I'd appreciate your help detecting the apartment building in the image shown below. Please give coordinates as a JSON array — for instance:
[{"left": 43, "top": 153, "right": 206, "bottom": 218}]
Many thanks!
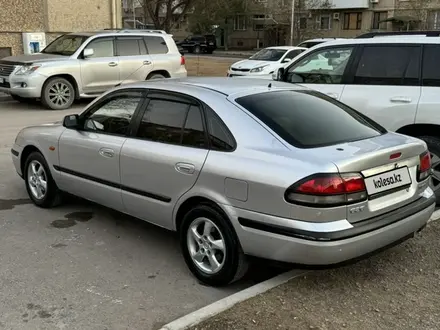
[{"left": 0, "top": 0, "right": 122, "bottom": 57}]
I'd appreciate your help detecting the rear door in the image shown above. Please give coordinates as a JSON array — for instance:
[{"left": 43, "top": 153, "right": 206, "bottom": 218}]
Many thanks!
[
  {"left": 115, "top": 36, "right": 153, "bottom": 84},
  {"left": 339, "top": 44, "right": 422, "bottom": 132},
  {"left": 120, "top": 91, "right": 209, "bottom": 229},
  {"left": 284, "top": 45, "right": 356, "bottom": 100}
]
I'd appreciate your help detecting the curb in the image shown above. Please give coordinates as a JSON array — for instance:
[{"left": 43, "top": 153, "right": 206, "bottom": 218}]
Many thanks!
[
  {"left": 0, "top": 93, "right": 11, "bottom": 102},
  {"left": 158, "top": 269, "right": 309, "bottom": 330}
]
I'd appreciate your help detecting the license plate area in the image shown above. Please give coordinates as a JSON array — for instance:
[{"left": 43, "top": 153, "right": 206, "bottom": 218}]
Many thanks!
[{"left": 364, "top": 166, "right": 412, "bottom": 197}]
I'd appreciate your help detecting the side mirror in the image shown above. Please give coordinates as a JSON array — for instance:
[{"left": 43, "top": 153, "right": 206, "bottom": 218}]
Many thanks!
[
  {"left": 83, "top": 48, "right": 94, "bottom": 58},
  {"left": 63, "top": 114, "right": 79, "bottom": 128},
  {"left": 282, "top": 58, "right": 291, "bottom": 64}
]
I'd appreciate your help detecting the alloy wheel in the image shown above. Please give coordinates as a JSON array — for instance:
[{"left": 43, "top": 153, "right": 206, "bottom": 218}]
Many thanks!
[
  {"left": 27, "top": 160, "right": 48, "bottom": 200},
  {"left": 187, "top": 217, "right": 226, "bottom": 274},
  {"left": 48, "top": 82, "right": 71, "bottom": 107}
]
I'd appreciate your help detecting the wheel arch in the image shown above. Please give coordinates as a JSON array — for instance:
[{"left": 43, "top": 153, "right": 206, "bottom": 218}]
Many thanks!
[
  {"left": 43, "top": 74, "right": 80, "bottom": 99},
  {"left": 20, "top": 145, "right": 43, "bottom": 175},
  {"left": 146, "top": 70, "right": 171, "bottom": 79}
]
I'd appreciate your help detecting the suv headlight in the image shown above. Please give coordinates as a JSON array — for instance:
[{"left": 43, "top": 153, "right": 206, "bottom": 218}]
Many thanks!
[
  {"left": 250, "top": 65, "right": 269, "bottom": 73},
  {"left": 15, "top": 65, "right": 41, "bottom": 75}
]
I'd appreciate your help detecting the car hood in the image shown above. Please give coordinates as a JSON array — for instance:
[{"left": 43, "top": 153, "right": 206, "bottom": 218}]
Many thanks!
[
  {"left": 0, "top": 53, "right": 69, "bottom": 64},
  {"left": 231, "top": 59, "right": 278, "bottom": 70}
]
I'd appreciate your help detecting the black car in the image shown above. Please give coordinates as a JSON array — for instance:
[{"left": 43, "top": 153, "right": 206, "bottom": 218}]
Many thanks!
[{"left": 176, "top": 35, "right": 217, "bottom": 54}]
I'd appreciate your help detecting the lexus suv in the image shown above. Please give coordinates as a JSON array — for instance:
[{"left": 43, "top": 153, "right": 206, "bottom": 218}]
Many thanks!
[
  {"left": 272, "top": 30, "right": 440, "bottom": 203},
  {"left": 0, "top": 29, "right": 187, "bottom": 110}
]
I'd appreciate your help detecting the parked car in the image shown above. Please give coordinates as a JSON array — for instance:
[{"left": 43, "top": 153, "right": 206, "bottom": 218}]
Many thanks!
[
  {"left": 273, "top": 31, "right": 440, "bottom": 203},
  {"left": 176, "top": 35, "right": 217, "bottom": 54},
  {"left": 227, "top": 46, "right": 306, "bottom": 78},
  {"left": 0, "top": 29, "right": 186, "bottom": 110},
  {"left": 12, "top": 77, "right": 435, "bottom": 286},
  {"left": 297, "top": 38, "right": 345, "bottom": 48}
]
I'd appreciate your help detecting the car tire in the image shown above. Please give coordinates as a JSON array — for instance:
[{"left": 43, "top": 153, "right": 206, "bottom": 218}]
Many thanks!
[
  {"left": 194, "top": 46, "right": 201, "bottom": 54},
  {"left": 24, "top": 151, "right": 62, "bottom": 208},
  {"left": 180, "top": 203, "right": 248, "bottom": 287},
  {"left": 146, "top": 73, "right": 166, "bottom": 80},
  {"left": 41, "top": 77, "right": 75, "bottom": 110},
  {"left": 419, "top": 136, "right": 440, "bottom": 204},
  {"left": 206, "top": 50, "right": 214, "bottom": 54}
]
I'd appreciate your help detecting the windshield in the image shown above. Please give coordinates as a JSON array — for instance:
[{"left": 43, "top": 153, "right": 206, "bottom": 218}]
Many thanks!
[
  {"left": 250, "top": 48, "right": 287, "bottom": 61},
  {"left": 235, "top": 90, "right": 385, "bottom": 148},
  {"left": 41, "top": 35, "right": 88, "bottom": 56}
]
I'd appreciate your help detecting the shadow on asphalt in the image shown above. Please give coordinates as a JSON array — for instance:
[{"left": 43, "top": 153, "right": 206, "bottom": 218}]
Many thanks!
[{"left": 59, "top": 194, "right": 286, "bottom": 288}]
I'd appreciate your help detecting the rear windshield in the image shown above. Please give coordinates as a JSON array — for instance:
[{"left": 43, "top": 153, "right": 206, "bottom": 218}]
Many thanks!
[{"left": 235, "top": 90, "right": 385, "bottom": 148}]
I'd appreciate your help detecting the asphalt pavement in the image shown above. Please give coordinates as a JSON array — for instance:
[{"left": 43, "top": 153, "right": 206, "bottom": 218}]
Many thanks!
[{"left": 0, "top": 99, "right": 289, "bottom": 330}]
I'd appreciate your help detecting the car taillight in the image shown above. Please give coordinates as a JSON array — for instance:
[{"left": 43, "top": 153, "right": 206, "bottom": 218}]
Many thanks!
[
  {"left": 285, "top": 173, "right": 367, "bottom": 207},
  {"left": 181, "top": 56, "right": 185, "bottom": 66},
  {"left": 417, "top": 151, "right": 431, "bottom": 181}
]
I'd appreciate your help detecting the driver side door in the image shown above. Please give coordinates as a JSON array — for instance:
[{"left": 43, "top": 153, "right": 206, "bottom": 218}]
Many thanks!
[
  {"left": 284, "top": 46, "right": 356, "bottom": 100},
  {"left": 56, "top": 90, "right": 146, "bottom": 211}
]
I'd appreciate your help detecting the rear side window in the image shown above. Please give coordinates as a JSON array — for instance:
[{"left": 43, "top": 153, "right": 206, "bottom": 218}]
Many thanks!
[
  {"left": 235, "top": 90, "right": 385, "bottom": 148},
  {"left": 422, "top": 45, "right": 440, "bottom": 87},
  {"left": 144, "top": 36, "right": 169, "bottom": 54},
  {"left": 354, "top": 45, "right": 421, "bottom": 86},
  {"left": 116, "top": 38, "right": 142, "bottom": 56}
]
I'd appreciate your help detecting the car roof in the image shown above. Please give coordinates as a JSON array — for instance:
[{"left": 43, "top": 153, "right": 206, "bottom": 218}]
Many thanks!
[
  {"left": 313, "top": 36, "right": 440, "bottom": 48},
  {"left": 119, "top": 77, "right": 307, "bottom": 97},
  {"left": 300, "top": 38, "right": 345, "bottom": 43}
]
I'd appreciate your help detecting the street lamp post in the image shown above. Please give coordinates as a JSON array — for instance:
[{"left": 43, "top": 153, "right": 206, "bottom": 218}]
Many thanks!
[{"left": 290, "top": 0, "right": 295, "bottom": 45}]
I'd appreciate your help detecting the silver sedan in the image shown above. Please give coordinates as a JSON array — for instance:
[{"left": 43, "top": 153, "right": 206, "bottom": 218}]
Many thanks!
[{"left": 11, "top": 77, "right": 436, "bottom": 286}]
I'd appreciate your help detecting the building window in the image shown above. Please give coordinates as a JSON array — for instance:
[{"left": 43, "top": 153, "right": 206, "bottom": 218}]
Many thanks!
[
  {"left": 253, "top": 14, "right": 265, "bottom": 31},
  {"left": 372, "top": 11, "right": 387, "bottom": 29},
  {"left": 428, "top": 10, "right": 440, "bottom": 29},
  {"left": 319, "top": 15, "right": 331, "bottom": 30},
  {"left": 299, "top": 17, "right": 307, "bottom": 29},
  {"left": 343, "top": 12, "right": 362, "bottom": 30},
  {"left": 234, "top": 15, "right": 247, "bottom": 30}
]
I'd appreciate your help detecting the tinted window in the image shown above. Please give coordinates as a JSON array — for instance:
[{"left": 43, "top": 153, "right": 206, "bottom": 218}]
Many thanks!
[
  {"left": 144, "top": 36, "right": 169, "bottom": 54},
  {"left": 116, "top": 38, "right": 141, "bottom": 56},
  {"left": 422, "top": 45, "right": 440, "bottom": 87},
  {"left": 250, "top": 48, "right": 287, "bottom": 61},
  {"left": 182, "top": 106, "right": 206, "bottom": 147},
  {"left": 205, "top": 108, "right": 235, "bottom": 151},
  {"left": 235, "top": 90, "right": 384, "bottom": 148},
  {"left": 83, "top": 92, "right": 142, "bottom": 136},
  {"left": 354, "top": 46, "right": 421, "bottom": 86},
  {"left": 85, "top": 38, "right": 114, "bottom": 58},
  {"left": 137, "top": 99, "right": 189, "bottom": 144}
]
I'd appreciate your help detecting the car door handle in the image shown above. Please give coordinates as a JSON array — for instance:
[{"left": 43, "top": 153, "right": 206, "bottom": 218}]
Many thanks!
[
  {"left": 99, "top": 148, "right": 114, "bottom": 158},
  {"left": 390, "top": 96, "right": 411, "bottom": 103},
  {"left": 143, "top": 60, "right": 152, "bottom": 65},
  {"left": 108, "top": 62, "right": 118, "bottom": 67},
  {"left": 175, "top": 162, "right": 195, "bottom": 175},
  {"left": 326, "top": 92, "right": 338, "bottom": 99}
]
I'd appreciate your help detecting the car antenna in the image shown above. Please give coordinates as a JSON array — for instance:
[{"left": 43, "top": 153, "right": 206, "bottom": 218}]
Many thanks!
[{"left": 115, "top": 62, "right": 149, "bottom": 87}]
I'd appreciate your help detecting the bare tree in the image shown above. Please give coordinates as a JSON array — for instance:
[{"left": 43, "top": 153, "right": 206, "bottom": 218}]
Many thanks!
[
  {"left": 138, "top": 0, "right": 194, "bottom": 32},
  {"left": 270, "top": 0, "right": 333, "bottom": 45},
  {"left": 394, "top": 0, "right": 435, "bottom": 30}
]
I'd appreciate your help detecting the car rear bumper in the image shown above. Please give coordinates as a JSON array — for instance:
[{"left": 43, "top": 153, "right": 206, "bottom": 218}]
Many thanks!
[{"left": 227, "top": 188, "right": 435, "bottom": 265}]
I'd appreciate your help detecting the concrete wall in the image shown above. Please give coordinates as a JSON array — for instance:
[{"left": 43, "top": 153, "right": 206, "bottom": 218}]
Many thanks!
[{"left": 0, "top": 0, "right": 121, "bottom": 55}]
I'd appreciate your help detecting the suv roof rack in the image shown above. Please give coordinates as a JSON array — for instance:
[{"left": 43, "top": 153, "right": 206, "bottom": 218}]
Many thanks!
[
  {"left": 356, "top": 30, "right": 440, "bottom": 38},
  {"left": 101, "top": 28, "right": 167, "bottom": 34}
]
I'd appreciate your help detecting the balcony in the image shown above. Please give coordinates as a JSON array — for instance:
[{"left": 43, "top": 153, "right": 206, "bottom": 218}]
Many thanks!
[{"left": 306, "top": 0, "right": 369, "bottom": 10}]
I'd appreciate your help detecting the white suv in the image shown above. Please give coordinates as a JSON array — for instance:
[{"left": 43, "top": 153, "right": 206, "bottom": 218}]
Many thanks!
[
  {"left": 273, "top": 31, "right": 440, "bottom": 202},
  {"left": 0, "top": 29, "right": 187, "bottom": 110}
]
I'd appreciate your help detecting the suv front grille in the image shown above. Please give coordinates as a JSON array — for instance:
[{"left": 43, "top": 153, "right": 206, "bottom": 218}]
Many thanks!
[{"left": 0, "top": 63, "right": 16, "bottom": 76}]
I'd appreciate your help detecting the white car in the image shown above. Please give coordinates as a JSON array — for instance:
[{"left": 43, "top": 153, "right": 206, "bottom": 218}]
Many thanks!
[
  {"left": 297, "top": 38, "right": 346, "bottom": 48},
  {"left": 227, "top": 46, "right": 306, "bottom": 78}
]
